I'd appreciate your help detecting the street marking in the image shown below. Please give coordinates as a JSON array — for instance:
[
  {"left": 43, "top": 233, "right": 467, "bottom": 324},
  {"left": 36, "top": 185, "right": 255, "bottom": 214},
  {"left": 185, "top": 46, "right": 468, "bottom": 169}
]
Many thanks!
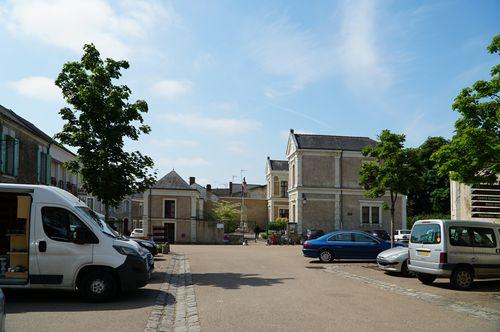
[{"left": 324, "top": 266, "right": 500, "bottom": 324}]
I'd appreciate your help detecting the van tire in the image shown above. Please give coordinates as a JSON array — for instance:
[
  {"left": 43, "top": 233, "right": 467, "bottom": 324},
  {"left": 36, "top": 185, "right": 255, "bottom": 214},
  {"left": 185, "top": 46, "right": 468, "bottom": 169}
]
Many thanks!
[
  {"left": 80, "top": 271, "right": 117, "bottom": 302},
  {"left": 417, "top": 273, "right": 437, "bottom": 285},
  {"left": 451, "top": 267, "right": 474, "bottom": 290}
]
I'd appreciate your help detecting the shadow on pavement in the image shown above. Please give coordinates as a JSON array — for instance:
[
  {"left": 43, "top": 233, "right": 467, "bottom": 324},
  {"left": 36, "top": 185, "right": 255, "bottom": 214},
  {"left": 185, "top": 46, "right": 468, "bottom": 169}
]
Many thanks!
[
  {"left": 429, "top": 279, "right": 500, "bottom": 293},
  {"left": 191, "top": 273, "right": 293, "bottom": 289},
  {"left": 4, "top": 288, "right": 175, "bottom": 313},
  {"left": 309, "top": 260, "right": 375, "bottom": 264}
]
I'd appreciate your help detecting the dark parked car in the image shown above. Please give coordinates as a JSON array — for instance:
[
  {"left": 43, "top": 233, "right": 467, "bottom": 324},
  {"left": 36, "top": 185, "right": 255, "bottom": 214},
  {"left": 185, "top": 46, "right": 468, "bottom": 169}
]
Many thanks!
[
  {"left": 304, "top": 229, "right": 325, "bottom": 240},
  {"left": 302, "top": 230, "right": 403, "bottom": 262},
  {"left": 364, "top": 229, "right": 391, "bottom": 241},
  {"left": 131, "top": 239, "right": 158, "bottom": 256}
]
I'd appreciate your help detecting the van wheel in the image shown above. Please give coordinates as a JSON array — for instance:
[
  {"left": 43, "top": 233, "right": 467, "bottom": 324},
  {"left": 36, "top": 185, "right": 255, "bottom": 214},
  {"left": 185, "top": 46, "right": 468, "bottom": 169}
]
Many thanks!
[
  {"left": 451, "top": 267, "right": 474, "bottom": 290},
  {"left": 400, "top": 260, "right": 410, "bottom": 276},
  {"left": 80, "top": 271, "right": 117, "bottom": 302},
  {"left": 319, "top": 250, "right": 333, "bottom": 263},
  {"left": 417, "top": 273, "right": 437, "bottom": 285}
]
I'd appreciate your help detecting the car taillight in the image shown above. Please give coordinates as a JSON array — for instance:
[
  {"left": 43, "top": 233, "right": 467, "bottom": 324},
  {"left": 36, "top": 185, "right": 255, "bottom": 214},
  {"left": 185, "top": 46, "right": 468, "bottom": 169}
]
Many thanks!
[
  {"left": 439, "top": 252, "right": 447, "bottom": 264},
  {"left": 303, "top": 241, "right": 312, "bottom": 248}
]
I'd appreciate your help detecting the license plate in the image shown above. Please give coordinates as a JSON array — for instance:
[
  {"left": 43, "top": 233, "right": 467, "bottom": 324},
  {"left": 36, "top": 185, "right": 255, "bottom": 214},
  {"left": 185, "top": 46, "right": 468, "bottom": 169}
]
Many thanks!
[{"left": 417, "top": 250, "right": 430, "bottom": 256}]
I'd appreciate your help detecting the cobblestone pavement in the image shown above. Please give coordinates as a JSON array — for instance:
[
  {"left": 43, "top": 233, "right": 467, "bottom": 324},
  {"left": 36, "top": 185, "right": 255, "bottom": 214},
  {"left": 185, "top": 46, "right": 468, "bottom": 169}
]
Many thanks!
[{"left": 145, "top": 253, "right": 201, "bottom": 332}]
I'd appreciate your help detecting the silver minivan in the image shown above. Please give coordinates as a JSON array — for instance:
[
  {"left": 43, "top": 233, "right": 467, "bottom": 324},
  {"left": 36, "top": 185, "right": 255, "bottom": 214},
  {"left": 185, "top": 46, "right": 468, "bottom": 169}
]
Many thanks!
[{"left": 408, "top": 219, "right": 500, "bottom": 290}]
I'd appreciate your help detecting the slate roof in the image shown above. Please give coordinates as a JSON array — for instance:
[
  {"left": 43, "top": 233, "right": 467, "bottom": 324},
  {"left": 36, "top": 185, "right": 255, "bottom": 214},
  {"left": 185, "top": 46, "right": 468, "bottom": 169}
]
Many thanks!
[
  {"left": 210, "top": 188, "right": 230, "bottom": 197},
  {"left": 153, "top": 170, "right": 193, "bottom": 190},
  {"left": 269, "top": 159, "right": 289, "bottom": 171},
  {"left": 294, "top": 133, "right": 376, "bottom": 151},
  {"left": 0, "top": 104, "right": 76, "bottom": 156}
]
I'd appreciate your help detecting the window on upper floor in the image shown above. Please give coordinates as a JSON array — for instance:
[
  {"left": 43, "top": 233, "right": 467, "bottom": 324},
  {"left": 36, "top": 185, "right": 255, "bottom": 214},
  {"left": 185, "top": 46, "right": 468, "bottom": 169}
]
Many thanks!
[
  {"left": 280, "top": 181, "right": 288, "bottom": 198},
  {"left": 164, "top": 199, "right": 176, "bottom": 219},
  {"left": 279, "top": 208, "right": 289, "bottom": 219},
  {"left": 0, "top": 135, "right": 19, "bottom": 176}
]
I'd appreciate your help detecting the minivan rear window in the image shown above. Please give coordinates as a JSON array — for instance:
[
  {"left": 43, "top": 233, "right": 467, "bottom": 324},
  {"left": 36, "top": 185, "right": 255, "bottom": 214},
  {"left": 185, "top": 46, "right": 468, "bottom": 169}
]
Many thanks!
[{"left": 411, "top": 224, "right": 441, "bottom": 244}]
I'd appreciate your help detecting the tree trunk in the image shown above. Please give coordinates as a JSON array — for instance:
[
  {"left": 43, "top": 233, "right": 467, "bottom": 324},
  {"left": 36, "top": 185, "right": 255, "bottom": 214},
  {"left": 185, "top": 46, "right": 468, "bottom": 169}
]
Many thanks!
[{"left": 390, "top": 190, "right": 396, "bottom": 248}]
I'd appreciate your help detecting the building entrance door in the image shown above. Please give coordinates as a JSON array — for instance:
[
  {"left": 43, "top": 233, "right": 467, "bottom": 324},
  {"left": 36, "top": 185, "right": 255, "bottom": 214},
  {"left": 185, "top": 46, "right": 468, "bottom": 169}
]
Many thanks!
[{"left": 164, "top": 223, "right": 175, "bottom": 243}]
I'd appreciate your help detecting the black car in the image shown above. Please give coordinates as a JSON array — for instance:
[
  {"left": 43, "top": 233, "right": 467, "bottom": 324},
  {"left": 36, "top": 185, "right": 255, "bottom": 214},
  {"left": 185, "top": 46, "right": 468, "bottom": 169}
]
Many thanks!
[
  {"left": 132, "top": 239, "right": 158, "bottom": 256},
  {"left": 363, "top": 229, "right": 391, "bottom": 241},
  {"left": 304, "top": 229, "right": 325, "bottom": 241}
]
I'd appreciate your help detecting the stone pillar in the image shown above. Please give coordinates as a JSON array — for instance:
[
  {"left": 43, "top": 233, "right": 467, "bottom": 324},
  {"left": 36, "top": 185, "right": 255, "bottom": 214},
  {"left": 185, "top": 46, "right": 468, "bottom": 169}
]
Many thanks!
[
  {"left": 297, "top": 155, "right": 302, "bottom": 187},
  {"left": 334, "top": 155, "right": 340, "bottom": 188},
  {"left": 334, "top": 193, "right": 340, "bottom": 229},
  {"left": 190, "top": 196, "right": 197, "bottom": 243}
]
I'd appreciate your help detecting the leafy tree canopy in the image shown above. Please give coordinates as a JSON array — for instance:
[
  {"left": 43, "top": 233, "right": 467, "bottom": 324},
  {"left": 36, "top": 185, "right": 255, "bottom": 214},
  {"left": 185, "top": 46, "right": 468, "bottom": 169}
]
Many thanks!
[
  {"left": 432, "top": 35, "right": 500, "bottom": 185},
  {"left": 55, "top": 44, "right": 156, "bottom": 215},
  {"left": 359, "top": 130, "right": 420, "bottom": 245}
]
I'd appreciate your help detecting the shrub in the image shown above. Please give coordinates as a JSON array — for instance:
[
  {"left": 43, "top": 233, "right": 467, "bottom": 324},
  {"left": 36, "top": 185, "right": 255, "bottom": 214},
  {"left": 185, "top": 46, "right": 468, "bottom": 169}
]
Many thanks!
[{"left": 260, "top": 233, "right": 268, "bottom": 240}]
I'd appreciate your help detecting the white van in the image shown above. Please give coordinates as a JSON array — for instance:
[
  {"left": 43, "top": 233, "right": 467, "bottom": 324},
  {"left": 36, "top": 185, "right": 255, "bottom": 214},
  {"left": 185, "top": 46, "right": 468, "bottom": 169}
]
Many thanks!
[
  {"left": 0, "top": 184, "right": 153, "bottom": 301},
  {"left": 408, "top": 219, "right": 500, "bottom": 290}
]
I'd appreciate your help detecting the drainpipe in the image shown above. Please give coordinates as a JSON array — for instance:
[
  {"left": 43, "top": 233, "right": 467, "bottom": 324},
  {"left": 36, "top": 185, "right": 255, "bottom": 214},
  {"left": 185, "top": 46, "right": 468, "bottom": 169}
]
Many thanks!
[{"left": 148, "top": 187, "right": 152, "bottom": 239}]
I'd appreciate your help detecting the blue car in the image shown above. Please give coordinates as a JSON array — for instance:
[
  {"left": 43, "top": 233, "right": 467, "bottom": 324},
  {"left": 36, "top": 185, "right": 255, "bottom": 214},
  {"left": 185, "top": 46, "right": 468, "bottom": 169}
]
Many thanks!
[{"left": 302, "top": 230, "right": 402, "bottom": 262}]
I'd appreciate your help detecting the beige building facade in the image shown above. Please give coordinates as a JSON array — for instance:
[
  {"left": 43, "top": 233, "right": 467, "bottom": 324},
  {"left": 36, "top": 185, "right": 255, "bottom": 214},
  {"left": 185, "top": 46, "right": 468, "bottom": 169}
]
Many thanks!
[
  {"left": 265, "top": 157, "right": 289, "bottom": 222},
  {"left": 285, "top": 130, "right": 407, "bottom": 235},
  {"left": 451, "top": 180, "right": 500, "bottom": 222}
]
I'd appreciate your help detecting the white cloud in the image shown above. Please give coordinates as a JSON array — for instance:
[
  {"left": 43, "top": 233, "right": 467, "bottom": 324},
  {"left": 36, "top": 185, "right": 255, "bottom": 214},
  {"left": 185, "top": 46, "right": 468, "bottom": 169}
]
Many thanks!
[
  {"left": 0, "top": 0, "right": 174, "bottom": 58},
  {"left": 156, "top": 157, "right": 209, "bottom": 168},
  {"left": 210, "top": 101, "right": 238, "bottom": 112},
  {"left": 248, "top": 16, "right": 336, "bottom": 92},
  {"left": 151, "top": 80, "right": 193, "bottom": 100},
  {"left": 9, "top": 76, "right": 61, "bottom": 101},
  {"left": 158, "top": 113, "right": 262, "bottom": 135},
  {"left": 248, "top": 1, "right": 393, "bottom": 95},
  {"left": 338, "top": 0, "right": 391, "bottom": 89}
]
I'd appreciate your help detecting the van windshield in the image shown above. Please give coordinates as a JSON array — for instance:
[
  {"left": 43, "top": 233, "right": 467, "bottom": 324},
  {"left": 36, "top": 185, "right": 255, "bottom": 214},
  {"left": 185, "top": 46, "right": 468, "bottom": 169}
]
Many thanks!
[
  {"left": 76, "top": 206, "right": 118, "bottom": 239},
  {"left": 411, "top": 224, "right": 441, "bottom": 244}
]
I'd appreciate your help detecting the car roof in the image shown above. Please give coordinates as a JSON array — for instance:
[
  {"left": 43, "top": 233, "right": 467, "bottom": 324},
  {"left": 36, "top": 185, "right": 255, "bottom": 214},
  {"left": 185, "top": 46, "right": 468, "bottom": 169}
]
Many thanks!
[{"left": 0, "top": 183, "right": 85, "bottom": 207}]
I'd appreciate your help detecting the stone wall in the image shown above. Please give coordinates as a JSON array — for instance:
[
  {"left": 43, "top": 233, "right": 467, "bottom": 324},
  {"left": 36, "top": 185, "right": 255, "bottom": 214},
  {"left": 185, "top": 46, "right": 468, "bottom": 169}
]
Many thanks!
[
  {"left": 0, "top": 128, "right": 39, "bottom": 184},
  {"left": 341, "top": 157, "right": 363, "bottom": 188},
  {"left": 301, "top": 155, "right": 335, "bottom": 187},
  {"left": 341, "top": 194, "right": 403, "bottom": 231},
  {"left": 150, "top": 195, "right": 192, "bottom": 219},
  {"left": 302, "top": 199, "right": 336, "bottom": 232},
  {"left": 196, "top": 220, "right": 224, "bottom": 243}
]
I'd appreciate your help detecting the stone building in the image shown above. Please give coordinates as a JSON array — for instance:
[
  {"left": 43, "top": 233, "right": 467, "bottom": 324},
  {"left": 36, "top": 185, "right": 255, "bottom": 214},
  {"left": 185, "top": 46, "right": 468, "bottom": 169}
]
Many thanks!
[
  {"left": 0, "top": 104, "right": 80, "bottom": 193},
  {"left": 451, "top": 180, "right": 500, "bottom": 221},
  {"left": 211, "top": 182, "right": 268, "bottom": 230},
  {"left": 285, "top": 129, "right": 407, "bottom": 235},
  {"left": 265, "top": 157, "right": 289, "bottom": 221}
]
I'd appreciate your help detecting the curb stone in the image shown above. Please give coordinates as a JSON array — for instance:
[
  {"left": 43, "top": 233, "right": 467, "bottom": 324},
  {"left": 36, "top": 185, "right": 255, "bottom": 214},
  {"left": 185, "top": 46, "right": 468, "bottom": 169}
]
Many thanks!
[{"left": 145, "top": 253, "right": 201, "bottom": 332}]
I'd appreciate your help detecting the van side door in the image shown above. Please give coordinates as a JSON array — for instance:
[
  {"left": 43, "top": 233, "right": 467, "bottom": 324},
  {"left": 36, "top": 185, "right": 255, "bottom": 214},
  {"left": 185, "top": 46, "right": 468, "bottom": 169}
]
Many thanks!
[
  {"left": 471, "top": 227, "right": 499, "bottom": 278},
  {"left": 448, "top": 226, "right": 475, "bottom": 268},
  {"left": 33, "top": 204, "right": 95, "bottom": 288}
]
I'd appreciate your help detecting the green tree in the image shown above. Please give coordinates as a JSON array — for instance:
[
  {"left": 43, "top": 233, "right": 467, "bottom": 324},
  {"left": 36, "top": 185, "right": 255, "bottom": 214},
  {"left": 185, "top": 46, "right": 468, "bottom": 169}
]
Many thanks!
[
  {"left": 407, "top": 136, "right": 450, "bottom": 216},
  {"left": 212, "top": 200, "right": 241, "bottom": 233},
  {"left": 359, "top": 130, "right": 419, "bottom": 247},
  {"left": 55, "top": 44, "right": 156, "bottom": 220},
  {"left": 433, "top": 35, "right": 500, "bottom": 185}
]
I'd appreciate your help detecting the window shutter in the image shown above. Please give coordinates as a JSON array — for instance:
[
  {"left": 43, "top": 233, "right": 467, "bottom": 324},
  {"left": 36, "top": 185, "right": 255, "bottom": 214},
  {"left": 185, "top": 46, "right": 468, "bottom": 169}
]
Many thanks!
[
  {"left": 13, "top": 138, "right": 19, "bottom": 177},
  {"left": 46, "top": 154, "right": 52, "bottom": 184},
  {"left": 0, "top": 129, "right": 6, "bottom": 174},
  {"left": 36, "top": 148, "right": 41, "bottom": 183}
]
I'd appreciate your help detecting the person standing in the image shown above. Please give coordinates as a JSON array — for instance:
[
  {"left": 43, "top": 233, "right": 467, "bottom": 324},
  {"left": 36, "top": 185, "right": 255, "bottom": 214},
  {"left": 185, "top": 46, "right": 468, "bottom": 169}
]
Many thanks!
[{"left": 254, "top": 225, "right": 260, "bottom": 242}]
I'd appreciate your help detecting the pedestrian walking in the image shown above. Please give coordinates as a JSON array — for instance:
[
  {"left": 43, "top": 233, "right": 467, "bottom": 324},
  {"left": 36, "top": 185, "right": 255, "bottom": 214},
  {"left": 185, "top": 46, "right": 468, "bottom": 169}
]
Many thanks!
[{"left": 254, "top": 225, "right": 260, "bottom": 242}]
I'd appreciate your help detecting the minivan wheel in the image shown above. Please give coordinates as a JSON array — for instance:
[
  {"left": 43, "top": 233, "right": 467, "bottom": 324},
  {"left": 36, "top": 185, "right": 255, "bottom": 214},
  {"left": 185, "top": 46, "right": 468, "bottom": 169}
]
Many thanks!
[
  {"left": 417, "top": 273, "right": 437, "bottom": 285},
  {"left": 319, "top": 250, "right": 333, "bottom": 263},
  {"left": 451, "top": 267, "right": 474, "bottom": 290},
  {"left": 81, "top": 271, "right": 117, "bottom": 302}
]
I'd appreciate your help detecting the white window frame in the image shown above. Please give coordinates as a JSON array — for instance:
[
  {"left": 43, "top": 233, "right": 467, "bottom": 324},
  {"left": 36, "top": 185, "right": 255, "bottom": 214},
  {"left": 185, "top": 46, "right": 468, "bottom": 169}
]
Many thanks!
[
  {"left": 163, "top": 198, "right": 177, "bottom": 219},
  {"left": 359, "top": 201, "right": 383, "bottom": 225},
  {"left": 86, "top": 197, "right": 94, "bottom": 210}
]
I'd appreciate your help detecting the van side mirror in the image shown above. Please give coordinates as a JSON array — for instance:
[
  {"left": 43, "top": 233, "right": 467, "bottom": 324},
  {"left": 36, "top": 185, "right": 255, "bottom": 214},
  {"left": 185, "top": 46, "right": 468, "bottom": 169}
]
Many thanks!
[{"left": 74, "top": 226, "right": 88, "bottom": 244}]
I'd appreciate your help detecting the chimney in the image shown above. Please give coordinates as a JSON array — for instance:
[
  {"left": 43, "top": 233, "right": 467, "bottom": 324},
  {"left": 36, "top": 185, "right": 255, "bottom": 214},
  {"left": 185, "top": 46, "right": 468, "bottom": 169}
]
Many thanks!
[
  {"left": 206, "top": 184, "right": 211, "bottom": 191},
  {"left": 290, "top": 129, "right": 294, "bottom": 134},
  {"left": 189, "top": 177, "right": 195, "bottom": 185},
  {"left": 229, "top": 181, "right": 233, "bottom": 196}
]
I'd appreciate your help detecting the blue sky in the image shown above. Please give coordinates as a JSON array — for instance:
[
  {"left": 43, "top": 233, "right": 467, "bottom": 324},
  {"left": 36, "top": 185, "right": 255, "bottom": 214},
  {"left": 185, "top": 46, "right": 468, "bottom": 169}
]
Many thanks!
[{"left": 0, "top": 0, "right": 498, "bottom": 187}]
